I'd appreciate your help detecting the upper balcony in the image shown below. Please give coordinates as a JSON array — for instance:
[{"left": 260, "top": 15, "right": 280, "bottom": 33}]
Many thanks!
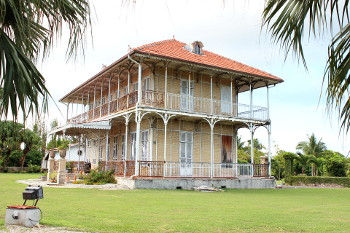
[{"left": 68, "top": 90, "right": 268, "bottom": 124}]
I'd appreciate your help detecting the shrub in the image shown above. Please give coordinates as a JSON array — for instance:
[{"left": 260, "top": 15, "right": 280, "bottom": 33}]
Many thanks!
[
  {"left": 27, "top": 164, "right": 41, "bottom": 173},
  {"left": 84, "top": 170, "right": 116, "bottom": 185},
  {"left": 288, "top": 176, "right": 350, "bottom": 188}
]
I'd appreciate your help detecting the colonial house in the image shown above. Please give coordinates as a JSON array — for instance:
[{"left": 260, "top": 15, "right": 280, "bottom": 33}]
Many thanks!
[{"left": 51, "top": 39, "right": 283, "bottom": 189}]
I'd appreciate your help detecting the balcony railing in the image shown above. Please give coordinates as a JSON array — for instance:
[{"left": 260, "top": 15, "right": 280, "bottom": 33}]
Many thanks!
[
  {"left": 103, "top": 161, "right": 268, "bottom": 178},
  {"left": 68, "top": 90, "right": 268, "bottom": 123}
]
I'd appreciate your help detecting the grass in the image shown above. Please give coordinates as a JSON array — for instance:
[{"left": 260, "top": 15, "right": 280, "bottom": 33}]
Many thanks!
[{"left": 1, "top": 173, "right": 350, "bottom": 232}]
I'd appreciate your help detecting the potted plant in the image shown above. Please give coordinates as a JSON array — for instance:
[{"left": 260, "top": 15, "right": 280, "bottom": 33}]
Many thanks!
[
  {"left": 49, "top": 149, "right": 56, "bottom": 159},
  {"left": 58, "top": 141, "right": 69, "bottom": 159},
  {"left": 49, "top": 171, "right": 57, "bottom": 183}
]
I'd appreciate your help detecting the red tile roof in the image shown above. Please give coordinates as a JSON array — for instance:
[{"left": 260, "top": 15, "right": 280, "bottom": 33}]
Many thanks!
[{"left": 133, "top": 39, "right": 283, "bottom": 82}]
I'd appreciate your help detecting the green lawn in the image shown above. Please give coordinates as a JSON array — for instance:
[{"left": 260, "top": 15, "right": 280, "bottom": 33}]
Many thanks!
[{"left": 1, "top": 173, "right": 350, "bottom": 232}]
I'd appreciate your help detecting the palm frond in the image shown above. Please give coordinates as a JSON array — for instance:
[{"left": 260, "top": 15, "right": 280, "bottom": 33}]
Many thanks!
[
  {"left": 263, "top": 0, "right": 350, "bottom": 133},
  {"left": 0, "top": 0, "right": 91, "bottom": 120},
  {"left": 0, "top": 30, "right": 49, "bottom": 119}
]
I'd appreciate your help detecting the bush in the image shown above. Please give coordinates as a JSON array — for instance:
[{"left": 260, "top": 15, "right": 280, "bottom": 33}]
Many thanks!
[
  {"left": 288, "top": 176, "right": 350, "bottom": 188},
  {"left": 27, "top": 164, "right": 41, "bottom": 173},
  {"left": 84, "top": 170, "right": 116, "bottom": 185}
]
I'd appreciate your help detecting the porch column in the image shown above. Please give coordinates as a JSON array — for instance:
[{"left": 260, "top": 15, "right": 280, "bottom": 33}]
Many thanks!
[
  {"left": 127, "top": 70, "right": 130, "bottom": 108},
  {"left": 230, "top": 77, "right": 233, "bottom": 116},
  {"left": 100, "top": 81, "right": 103, "bottom": 117},
  {"left": 108, "top": 77, "right": 111, "bottom": 115},
  {"left": 66, "top": 103, "right": 70, "bottom": 123},
  {"left": 105, "top": 131, "right": 109, "bottom": 170},
  {"left": 75, "top": 96, "right": 79, "bottom": 117},
  {"left": 135, "top": 111, "right": 142, "bottom": 176},
  {"left": 249, "top": 123, "right": 255, "bottom": 176},
  {"left": 162, "top": 114, "right": 174, "bottom": 177},
  {"left": 117, "top": 74, "right": 120, "bottom": 110},
  {"left": 84, "top": 136, "right": 87, "bottom": 163},
  {"left": 267, "top": 124, "right": 272, "bottom": 176},
  {"left": 210, "top": 75, "right": 213, "bottom": 114},
  {"left": 123, "top": 114, "right": 131, "bottom": 177},
  {"left": 188, "top": 71, "right": 191, "bottom": 111},
  {"left": 267, "top": 85, "right": 270, "bottom": 120},
  {"left": 81, "top": 93, "right": 84, "bottom": 122},
  {"left": 87, "top": 91, "right": 90, "bottom": 119},
  {"left": 148, "top": 118, "right": 155, "bottom": 161},
  {"left": 249, "top": 81, "right": 253, "bottom": 119},
  {"left": 137, "top": 63, "right": 142, "bottom": 104},
  {"left": 164, "top": 63, "right": 168, "bottom": 108},
  {"left": 93, "top": 86, "right": 96, "bottom": 119},
  {"left": 205, "top": 118, "right": 218, "bottom": 179}
]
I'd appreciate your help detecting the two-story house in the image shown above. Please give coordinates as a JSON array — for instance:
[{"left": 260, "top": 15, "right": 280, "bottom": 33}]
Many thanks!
[{"left": 51, "top": 39, "right": 283, "bottom": 189}]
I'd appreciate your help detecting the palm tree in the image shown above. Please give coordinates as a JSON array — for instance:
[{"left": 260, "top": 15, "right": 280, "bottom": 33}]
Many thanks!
[
  {"left": 296, "top": 133, "right": 327, "bottom": 158},
  {"left": 295, "top": 152, "right": 310, "bottom": 174},
  {"left": 262, "top": 1, "right": 350, "bottom": 132},
  {"left": 0, "top": 0, "right": 91, "bottom": 120}
]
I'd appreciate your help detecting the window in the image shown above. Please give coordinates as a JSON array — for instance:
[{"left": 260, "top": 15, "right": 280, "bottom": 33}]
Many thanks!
[
  {"left": 121, "top": 135, "right": 126, "bottom": 160},
  {"left": 132, "top": 83, "right": 138, "bottom": 92},
  {"left": 194, "top": 44, "right": 201, "bottom": 55},
  {"left": 123, "top": 86, "right": 128, "bottom": 96},
  {"left": 142, "top": 76, "right": 152, "bottom": 91},
  {"left": 141, "top": 130, "right": 149, "bottom": 161},
  {"left": 221, "top": 85, "right": 231, "bottom": 113},
  {"left": 180, "top": 79, "right": 194, "bottom": 111},
  {"left": 130, "top": 132, "right": 136, "bottom": 161},
  {"left": 116, "top": 90, "right": 120, "bottom": 99},
  {"left": 98, "top": 139, "right": 103, "bottom": 161},
  {"left": 113, "top": 136, "right": 118, "bottom": 160},
  {"left": 179, "top": 131, "right": 193, "bottom": 176}
]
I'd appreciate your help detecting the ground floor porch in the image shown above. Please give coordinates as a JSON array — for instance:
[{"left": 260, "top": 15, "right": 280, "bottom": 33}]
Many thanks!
[{"left": 99, "top": 160, "right": 269, "bottom": 178}]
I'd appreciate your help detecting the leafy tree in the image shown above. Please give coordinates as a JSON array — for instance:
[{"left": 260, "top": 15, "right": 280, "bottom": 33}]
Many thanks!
[
  {"left": 321, "top": 150, "right": 347, "bottom": 177},
  {"left": 0, "top": 120, "right": 43, "bottom": 169},
  {"left": 0, "top": 0, "right": 91, "bottom": 119},
  {"left": 237, "top": 137, "right": 265, "bottom": 163},
  {"left": 296, "top": 133, "right": 327, "bottom": 158},
  {"left": 271, "top": 149, "right": 286, "bottom": 180},
  {"left": 262, "top": 1, "right": 350, "bottom": 132}
]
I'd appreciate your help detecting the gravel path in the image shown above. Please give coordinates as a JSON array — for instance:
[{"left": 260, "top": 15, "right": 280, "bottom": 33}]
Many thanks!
[{"left": 16, "top": 179, "right": 131, "bottom": 190}]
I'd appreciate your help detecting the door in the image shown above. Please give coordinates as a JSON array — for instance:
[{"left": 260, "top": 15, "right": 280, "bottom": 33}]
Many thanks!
[
  {"left": 221, "top": 136, "right": 233, "bottom": 164},
  {"left": 141, "top": 130, "right": 149, "bottom": 161},
  {"left": 180, "top": 80, "right": 194, "bottom": 111},
  {"left": 221, "top": 85, "right": 231, "bottom": 114},
  {"left": 180, "top": 131, "right": 193, "bottom": 176}
]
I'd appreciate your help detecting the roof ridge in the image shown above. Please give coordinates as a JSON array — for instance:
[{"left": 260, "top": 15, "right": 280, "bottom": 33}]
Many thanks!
[{"left": 134, "top": 38, "right": 177, "bottom": 51}]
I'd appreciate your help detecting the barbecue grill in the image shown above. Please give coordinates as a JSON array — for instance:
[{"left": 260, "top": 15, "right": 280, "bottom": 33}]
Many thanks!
[{"left": 22, "top": 185, "right": 43, "bottom": 206}]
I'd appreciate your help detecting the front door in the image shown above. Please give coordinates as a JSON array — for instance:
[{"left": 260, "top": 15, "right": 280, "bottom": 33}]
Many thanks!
[
  {"left": 180, "top": 79, "right": 194, "bottom": 111},
  {"left": 180, "top": 131, "right": 193, "bottom": 176},
  {"left": 221, "top": 135, "right": 233, "bottom": 163}
]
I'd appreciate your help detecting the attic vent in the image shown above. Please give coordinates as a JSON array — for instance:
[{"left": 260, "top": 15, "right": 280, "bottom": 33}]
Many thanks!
[{"left": 184, "top": 41, "right": 204, "bottom": 55}]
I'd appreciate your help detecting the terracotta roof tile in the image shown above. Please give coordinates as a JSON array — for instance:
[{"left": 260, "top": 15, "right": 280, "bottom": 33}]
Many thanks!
[{"left": 133, "top": 39, "right": 283, "bottom": 82}]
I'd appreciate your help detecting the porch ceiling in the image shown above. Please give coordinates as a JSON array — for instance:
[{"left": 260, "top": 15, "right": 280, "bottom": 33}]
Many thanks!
[{"left": 50, "top": 121, "right": 111, "bottom": 136}]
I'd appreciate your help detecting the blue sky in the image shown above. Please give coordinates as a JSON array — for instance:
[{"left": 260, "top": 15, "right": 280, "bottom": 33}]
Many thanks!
[{"left": 39, "top": 0, "right": 349, "bottom": 156}]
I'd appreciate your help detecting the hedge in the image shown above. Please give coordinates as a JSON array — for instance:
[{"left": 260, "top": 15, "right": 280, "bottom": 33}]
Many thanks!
[{"left": 289, "top": 176, "right": 350, "bottom": 188}]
